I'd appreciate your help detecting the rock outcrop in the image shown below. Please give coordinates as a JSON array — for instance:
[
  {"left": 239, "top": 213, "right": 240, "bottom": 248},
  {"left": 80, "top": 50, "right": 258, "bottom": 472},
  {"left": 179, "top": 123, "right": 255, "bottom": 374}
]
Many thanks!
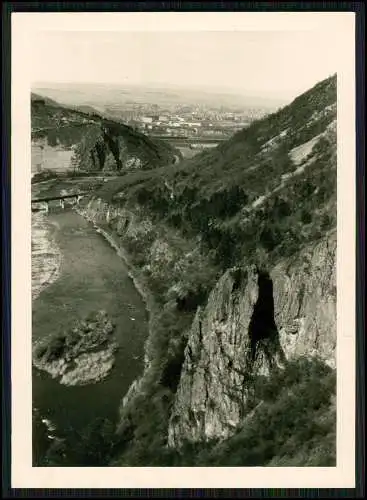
[
  {"left": 33, "top": 310, "right": 118, "bottom": 386},
  {"left": 168, "top": 229, "right": 336, "bottom": 447}
]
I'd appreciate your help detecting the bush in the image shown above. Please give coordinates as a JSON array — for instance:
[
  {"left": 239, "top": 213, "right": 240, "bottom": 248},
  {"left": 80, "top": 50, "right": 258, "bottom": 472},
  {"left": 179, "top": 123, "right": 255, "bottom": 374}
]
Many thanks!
[
  {"left": 44, "top": 418, "right": 118, "bottom": 467},
  {"left": 44, "top": 333, "right": 66, "bottom": 361},
  {"left": 31, "top": 169, "right": 59, "bottom": 184},
  {"left": 34, "top": 343, "right": 48, "bottom": 360},
  {"left": 301, "top": 209, "right": 312, "bottom": 224}
]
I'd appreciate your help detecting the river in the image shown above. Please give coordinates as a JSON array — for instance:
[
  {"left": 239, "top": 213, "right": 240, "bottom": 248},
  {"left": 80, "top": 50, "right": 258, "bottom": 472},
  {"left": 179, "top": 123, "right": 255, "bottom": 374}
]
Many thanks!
[{"left": 32, "top": 206, "right": 149, "bottom": 466}]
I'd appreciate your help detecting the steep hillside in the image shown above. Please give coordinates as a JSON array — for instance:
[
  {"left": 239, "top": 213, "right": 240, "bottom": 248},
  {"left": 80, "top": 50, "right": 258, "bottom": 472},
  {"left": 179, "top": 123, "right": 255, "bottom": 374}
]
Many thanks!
[
  {"left": 42, "top": 75, "right": 337, "bottom": 467},
  {"left": 31, "top": 93, "right": 180, "bottom": 174},
  {"left": 89, "top": 75, "right": 336, "bottom": 269}
]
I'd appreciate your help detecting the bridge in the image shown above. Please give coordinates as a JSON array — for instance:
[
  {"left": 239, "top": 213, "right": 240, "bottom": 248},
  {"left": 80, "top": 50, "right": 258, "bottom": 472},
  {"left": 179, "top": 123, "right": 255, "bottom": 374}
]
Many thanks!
[{"left": 31, "top": 192, "right": 87, "bottom": 213}]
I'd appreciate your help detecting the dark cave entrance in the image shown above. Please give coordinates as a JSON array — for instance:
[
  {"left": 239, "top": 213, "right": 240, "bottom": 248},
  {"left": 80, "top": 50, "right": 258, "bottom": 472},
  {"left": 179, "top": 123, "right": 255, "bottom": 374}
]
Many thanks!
[
  {"left": 248, "top": 270, "right": 279, "bottom": 364},
  {"left": 160, "top": 346, "right": 187, "bottom": 393}
]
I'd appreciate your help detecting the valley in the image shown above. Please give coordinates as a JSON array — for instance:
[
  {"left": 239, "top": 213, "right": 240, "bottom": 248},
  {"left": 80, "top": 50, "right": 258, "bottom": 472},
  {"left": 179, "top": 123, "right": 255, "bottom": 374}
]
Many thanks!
[
  {"left": 32, "top": 207, "right": 149, "bottom": 466},
  {"left": 31, "top": 74, "right": 337, "bottom": 467}
]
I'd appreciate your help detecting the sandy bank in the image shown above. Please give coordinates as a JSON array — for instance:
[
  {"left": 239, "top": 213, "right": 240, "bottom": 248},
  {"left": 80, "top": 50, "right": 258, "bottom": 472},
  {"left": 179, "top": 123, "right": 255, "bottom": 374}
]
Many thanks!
[{"left": 32, "top": 212, "right": 62, "bottom": 301}]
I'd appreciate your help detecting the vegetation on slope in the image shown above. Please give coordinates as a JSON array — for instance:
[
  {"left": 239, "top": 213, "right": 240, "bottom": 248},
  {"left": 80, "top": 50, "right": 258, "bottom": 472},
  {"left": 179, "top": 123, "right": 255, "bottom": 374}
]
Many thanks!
[
  {"left": 166, "top": 358, "right": 336, "bottom": 467},
  {"left": 94, "top": 74, "right": 336, "bottom": 271}
]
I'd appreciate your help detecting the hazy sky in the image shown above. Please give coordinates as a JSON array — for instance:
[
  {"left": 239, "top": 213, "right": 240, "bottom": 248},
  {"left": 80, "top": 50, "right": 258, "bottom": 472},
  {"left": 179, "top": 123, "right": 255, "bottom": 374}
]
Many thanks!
[{"left": 31, "top": 30, "right": 339, "bottom": 102}]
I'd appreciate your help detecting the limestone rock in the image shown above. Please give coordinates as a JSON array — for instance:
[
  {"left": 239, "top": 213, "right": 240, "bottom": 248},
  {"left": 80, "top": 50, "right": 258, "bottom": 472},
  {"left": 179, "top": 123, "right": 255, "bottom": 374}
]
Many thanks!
[{"left": 168, "top": 230, "right": 336, "bottom": 447}]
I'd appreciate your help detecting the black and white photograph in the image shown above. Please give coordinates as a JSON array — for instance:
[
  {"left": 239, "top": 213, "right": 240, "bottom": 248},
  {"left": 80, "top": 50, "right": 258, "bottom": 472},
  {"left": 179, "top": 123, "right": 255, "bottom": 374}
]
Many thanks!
[{"left": 10, "top": 11, "right": 357, "bottom": 489}]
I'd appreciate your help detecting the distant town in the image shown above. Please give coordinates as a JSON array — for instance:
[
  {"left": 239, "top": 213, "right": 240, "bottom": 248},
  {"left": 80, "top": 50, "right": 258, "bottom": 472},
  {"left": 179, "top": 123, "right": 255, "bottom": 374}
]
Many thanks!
[
  {"left": 102, "top": 104, "right": 270, "bottom": 142},
  {"left": 31, "top": 89, "right": 275, "bottom": 158},
  {"left": 32, "top": 84, "right": 277, "bottom": 156}
]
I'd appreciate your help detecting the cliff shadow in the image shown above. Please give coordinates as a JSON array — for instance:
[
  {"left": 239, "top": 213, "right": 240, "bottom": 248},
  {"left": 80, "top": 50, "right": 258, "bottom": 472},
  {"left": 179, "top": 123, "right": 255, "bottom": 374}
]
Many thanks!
[{"left": 247, "top": 269, "right": 286, "bottom": 370}]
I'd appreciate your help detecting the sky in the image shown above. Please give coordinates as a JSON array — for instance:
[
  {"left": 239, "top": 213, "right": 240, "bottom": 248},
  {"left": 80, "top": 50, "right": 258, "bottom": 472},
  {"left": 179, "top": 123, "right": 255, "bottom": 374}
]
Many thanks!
[{"left": 31, "top": 30, "right": 340, "bottom": 103}]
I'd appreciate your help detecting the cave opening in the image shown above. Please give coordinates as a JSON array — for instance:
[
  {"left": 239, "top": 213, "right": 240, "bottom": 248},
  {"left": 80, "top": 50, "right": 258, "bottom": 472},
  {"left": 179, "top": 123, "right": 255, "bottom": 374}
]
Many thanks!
[
  {"left": 160, "top": 347, "right": 186, "bottom": 393},
  {"left": 248, "top": 270, "right": 279, "bottom": 363}
]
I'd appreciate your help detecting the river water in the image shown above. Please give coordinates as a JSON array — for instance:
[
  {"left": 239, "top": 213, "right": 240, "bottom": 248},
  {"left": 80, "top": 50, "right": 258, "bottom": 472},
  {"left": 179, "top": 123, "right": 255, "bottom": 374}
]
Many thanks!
[{"left": 32, "top": 206, "right": 149, "bottom": 466}]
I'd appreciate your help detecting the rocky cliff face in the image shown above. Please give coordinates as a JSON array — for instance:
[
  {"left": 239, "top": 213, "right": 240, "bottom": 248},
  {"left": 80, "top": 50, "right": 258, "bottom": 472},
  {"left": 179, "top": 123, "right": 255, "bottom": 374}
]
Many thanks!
[
  {"left": 73, "top": 122, "right": 179, "bottom": 172},
  {"left": 168, "top": 229, "right": 336, "bottom": 447}
]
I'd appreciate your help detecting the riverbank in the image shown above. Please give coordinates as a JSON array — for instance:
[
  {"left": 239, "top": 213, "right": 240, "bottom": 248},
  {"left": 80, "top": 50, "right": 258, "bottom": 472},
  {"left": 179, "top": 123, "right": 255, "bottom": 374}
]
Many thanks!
[
  {"left": 73, "top": 197, "right": 200, "bottom": 465},
  {"left": 75, "top": 204, "right": 159, "bottom": 361},
  {"left": 32, "top": 208, "right": 150, "bottom": 466},
  {"left": 32, "top": 212, "right": 62, "bottom": 301},
  {"left": 75, "top": 203, "right": 162, "bottom": 409}
]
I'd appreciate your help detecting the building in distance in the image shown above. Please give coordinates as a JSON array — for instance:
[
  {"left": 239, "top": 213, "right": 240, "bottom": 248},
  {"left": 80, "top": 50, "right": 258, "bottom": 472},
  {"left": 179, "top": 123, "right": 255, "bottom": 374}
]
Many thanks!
[{"left": 140, "top": 116, "right": 153, "bottom": 124}]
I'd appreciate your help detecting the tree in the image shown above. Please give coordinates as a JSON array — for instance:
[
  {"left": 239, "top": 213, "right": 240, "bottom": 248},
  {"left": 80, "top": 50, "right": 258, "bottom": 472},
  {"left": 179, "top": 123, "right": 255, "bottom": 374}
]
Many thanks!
[
  {"left": 70, "top": 148, "right": 79, "bottom": 173},
  {"left": 73, "top": 418, "right": 117, "bottom": 466}
]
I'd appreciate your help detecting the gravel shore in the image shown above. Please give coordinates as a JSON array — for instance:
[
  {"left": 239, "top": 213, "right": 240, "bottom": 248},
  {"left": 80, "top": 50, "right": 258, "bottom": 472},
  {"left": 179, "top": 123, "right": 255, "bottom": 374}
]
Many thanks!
[{"left": 32, "top": 212, "right": 62, "bottom": 301}]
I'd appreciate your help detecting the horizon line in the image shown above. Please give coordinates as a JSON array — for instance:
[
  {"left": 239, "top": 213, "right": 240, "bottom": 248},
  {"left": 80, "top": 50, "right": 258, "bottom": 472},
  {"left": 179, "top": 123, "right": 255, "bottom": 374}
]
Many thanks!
[{"left": 31, "top": 80, "right": 291, "bottom": 103}]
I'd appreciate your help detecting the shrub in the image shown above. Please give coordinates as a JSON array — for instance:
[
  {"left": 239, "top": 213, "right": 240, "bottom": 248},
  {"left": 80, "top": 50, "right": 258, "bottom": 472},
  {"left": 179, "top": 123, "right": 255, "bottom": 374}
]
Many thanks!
[
  {"left": 44, "top": 418, "right": 118, "bottom": 467},
  {"left": 31, "top": 169, "right": 59, "bottom": 184},
  {"left": 34, "top": 343, "right": 48, "bottom": 360},
  {"left": 301, "top": 209, "right": 312, "bottom": 224},
  {"left": 44, "top": 333, "right": 66, "bottom": 361}
]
